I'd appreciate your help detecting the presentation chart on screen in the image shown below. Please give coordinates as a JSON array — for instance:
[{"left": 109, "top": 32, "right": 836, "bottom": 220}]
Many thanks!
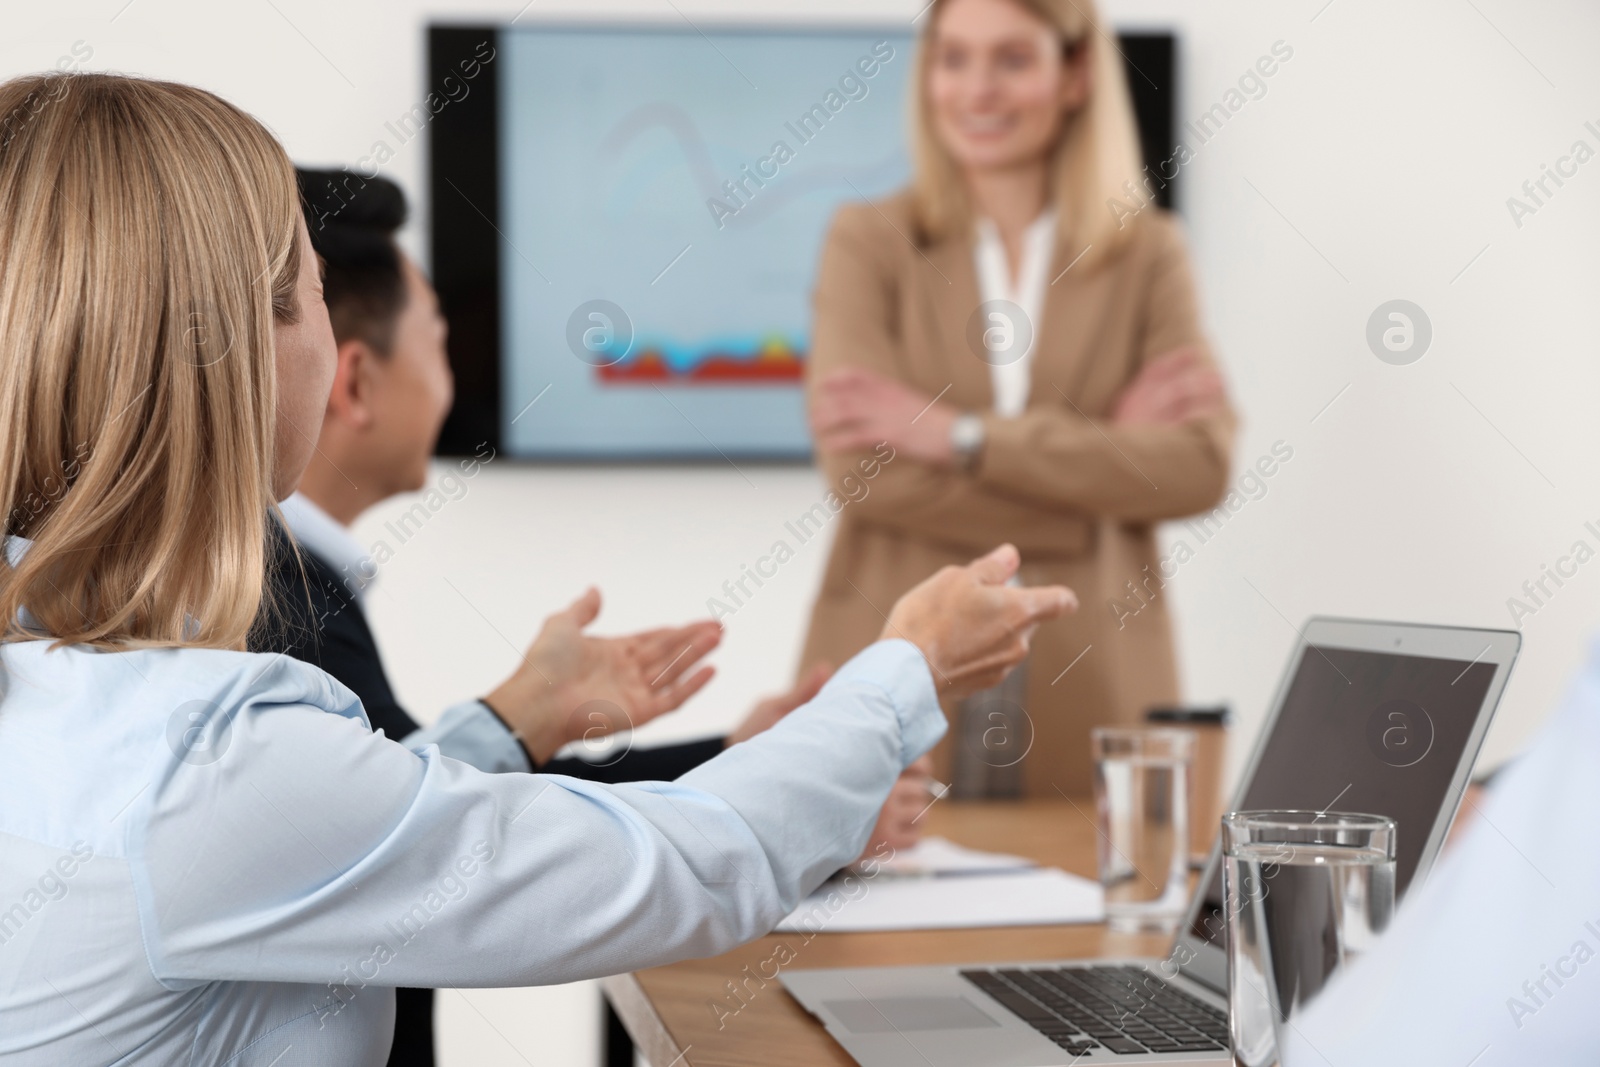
[{"left": 500, "top": 26, "right": 912, "bottom": 458}]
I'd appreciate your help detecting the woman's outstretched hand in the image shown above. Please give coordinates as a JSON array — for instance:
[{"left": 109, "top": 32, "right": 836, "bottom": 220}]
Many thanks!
[
  {"left": 882, "top": 543, "right": 1076, "bottom": 697},
  {"left": 484, "top": 589, "right": 722, "bottom": 763}
]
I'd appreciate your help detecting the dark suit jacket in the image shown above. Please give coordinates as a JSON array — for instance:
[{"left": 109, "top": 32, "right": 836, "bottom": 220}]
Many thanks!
[{"left": 253, "top": 524, "right": 725, "bottom": 1067}]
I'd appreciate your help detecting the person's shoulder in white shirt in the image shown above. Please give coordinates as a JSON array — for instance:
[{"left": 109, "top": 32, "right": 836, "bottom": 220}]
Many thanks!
[{"left": 1286, "top": 636, "right": 1600, "bottom": 1066}]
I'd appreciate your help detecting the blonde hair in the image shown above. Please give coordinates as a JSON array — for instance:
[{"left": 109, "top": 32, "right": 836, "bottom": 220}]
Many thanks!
[
  {"left": 0, "top": 72, "right": 302, "bottom": 650},
  {"left": 910, "top": 0, "right": 1145, "bottom": 262}
]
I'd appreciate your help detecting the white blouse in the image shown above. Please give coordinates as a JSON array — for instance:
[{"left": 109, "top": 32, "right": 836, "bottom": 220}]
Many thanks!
[{"left": 973, "top": 209, "right": 1057, "bottom": 418}]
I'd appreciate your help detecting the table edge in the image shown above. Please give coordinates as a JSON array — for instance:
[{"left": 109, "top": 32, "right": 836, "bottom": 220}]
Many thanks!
[{"left": 600, "top": 971, "right": 687, "bottom": 1065}]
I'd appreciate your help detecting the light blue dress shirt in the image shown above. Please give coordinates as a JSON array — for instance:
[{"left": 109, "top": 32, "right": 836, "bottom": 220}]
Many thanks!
[
  {"left": 0, "top": 628, "right": 943, "bottom": 1065},
  {"left": 277, "top": 491, "right": 530, "bottom": 774},
  {"left": 1281, "top": 637, "right": 1600, "bottom": 1065}
]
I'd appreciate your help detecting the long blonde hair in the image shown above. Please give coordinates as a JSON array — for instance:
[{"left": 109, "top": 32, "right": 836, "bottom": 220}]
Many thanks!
[
  {"left": 0, "top": 73, "right": 301, "bottom": 650},
  {"left": 910, "top": 0, "right": 1145, "bottom": 263}
]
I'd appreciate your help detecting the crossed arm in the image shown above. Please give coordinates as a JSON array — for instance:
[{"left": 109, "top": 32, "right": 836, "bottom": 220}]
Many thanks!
[{"left": 804, "top": 211, "right": 1236, "bottom": 553}]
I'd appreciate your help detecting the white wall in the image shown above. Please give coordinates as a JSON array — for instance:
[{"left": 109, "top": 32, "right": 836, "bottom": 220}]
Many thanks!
[{"left": 9, "top": 0, "right": 1600, "bottom": 1062}]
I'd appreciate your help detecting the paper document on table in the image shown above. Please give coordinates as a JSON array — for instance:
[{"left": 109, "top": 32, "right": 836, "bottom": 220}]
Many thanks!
[
  {"left": 862, "top": 835, "right": 1036, "bottom": 878},
  {"left": 775, "top": 866, "right": 1105, "bottom": 933}
]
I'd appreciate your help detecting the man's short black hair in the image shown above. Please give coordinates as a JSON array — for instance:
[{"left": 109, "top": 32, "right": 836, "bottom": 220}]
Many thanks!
[{"left": 296, "top": 167, "right": 409, "bottom": 354}]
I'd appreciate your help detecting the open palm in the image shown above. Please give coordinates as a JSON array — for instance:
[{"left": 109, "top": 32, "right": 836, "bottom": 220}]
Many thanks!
[
  {"left": 488, "top": 588, "right": 721, "bottom": 762},
  {"left": 535, "top": 589, "right": 722, "bottom": 740}
]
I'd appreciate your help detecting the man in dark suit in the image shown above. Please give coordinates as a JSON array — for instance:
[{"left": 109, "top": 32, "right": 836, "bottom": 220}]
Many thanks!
[{"left": 254, "top": 169, "right": 929, "bottom": 1067}]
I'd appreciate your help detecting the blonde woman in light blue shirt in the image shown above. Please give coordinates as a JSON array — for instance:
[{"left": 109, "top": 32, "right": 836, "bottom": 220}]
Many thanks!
[{"left": 0, "top": 72, "right": 1074, "bottom": 1066}]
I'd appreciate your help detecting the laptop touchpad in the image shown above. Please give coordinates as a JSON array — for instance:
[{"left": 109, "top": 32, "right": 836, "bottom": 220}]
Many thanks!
[{"left": 825, "top": 997, "right": 1000, "bottom": 1033}]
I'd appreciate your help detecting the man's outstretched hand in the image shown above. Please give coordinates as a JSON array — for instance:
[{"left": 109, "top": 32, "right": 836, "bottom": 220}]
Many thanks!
[
  {"left": 484, "top": 588, "right": 722, "bottom": 764},
  {"left": 883, "top": 544, "right": 1076, "bottom": 697}
]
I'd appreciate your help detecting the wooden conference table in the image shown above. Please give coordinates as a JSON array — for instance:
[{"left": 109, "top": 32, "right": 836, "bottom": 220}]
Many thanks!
[{"left": 600, "top": 799, "right": 1184, "bottom": 1067}]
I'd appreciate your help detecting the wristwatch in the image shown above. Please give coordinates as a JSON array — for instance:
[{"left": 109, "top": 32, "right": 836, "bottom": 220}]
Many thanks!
[{"left": 949, "top": 412, "right": 986, "bottom": 471}]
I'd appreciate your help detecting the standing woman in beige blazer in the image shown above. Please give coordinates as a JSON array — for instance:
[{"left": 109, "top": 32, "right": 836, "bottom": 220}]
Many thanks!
[{"left": 801, "top": 0, "right": 1236, "bottom": 796}]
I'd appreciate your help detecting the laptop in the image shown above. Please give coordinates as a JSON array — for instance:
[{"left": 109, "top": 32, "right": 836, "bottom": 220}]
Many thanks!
[{"left": 782, "top": 618, "right": 1520, "bottom": 1065}]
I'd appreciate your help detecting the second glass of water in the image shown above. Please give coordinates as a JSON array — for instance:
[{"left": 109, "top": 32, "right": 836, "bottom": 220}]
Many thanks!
[
  {"left": 1090, "top": 727, "right": 1193, "bottom": 933},
  {"left": 1223, "top": 810, "right": 1396, "bottom": 1067}
]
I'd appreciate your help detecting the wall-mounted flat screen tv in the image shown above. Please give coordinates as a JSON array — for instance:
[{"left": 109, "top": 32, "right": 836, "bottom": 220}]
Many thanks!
[{"left": 428, "top": 23, "right": 1175, "bottom": 459}]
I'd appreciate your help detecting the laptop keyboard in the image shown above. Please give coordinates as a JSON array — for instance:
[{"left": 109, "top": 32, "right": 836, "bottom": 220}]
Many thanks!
[{"left": 960, "top": 964, "right": 1230, "bottom": 1057}]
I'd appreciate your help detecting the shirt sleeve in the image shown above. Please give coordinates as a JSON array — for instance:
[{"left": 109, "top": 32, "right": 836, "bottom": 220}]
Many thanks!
[
  {"left": 403, "top": 699, "right": 531, "bottom": 774},
  {"left": 1280, "top": 646, "right": 1600, "bottom": 1066},
  {"left": 129, "top": 640, "right": 943, "bottom": 996}
]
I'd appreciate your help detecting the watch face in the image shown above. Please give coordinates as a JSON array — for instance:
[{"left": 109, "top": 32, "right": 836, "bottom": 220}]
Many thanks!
[{"left": 952, "top": 415, "right": 984, "bottom": 453}]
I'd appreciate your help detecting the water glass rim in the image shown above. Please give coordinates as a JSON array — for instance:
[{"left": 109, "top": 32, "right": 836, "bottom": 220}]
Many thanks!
[
  {"left": 1090, "top": 726, "right": 1195, "bottom": 747},
  {"left": 1223, "top": 809, "right": 1395, "bottom": 833}
]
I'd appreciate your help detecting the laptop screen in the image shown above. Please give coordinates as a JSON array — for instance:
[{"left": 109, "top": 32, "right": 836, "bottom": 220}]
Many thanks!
[{"left": 1181, "top": 643, "right": 1498, "bottom": 955}]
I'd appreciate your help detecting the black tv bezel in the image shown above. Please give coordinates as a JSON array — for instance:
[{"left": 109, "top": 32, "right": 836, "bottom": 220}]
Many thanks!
[{"left": 427, "top": 22, "right": 1177, "bottom": 460}]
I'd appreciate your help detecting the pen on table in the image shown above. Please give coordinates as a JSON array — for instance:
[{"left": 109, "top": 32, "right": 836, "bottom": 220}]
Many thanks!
[
  {"left": 911, "top": 776, "right": 950, "bottom": 825},
  {"left": 874, "top": 864, "right": 1041, "bottom": 880}
]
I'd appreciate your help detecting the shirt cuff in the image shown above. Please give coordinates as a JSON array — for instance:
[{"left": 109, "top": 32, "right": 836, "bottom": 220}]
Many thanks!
[
  {"left": 829, "top": 638, "right": 945, "bottom": 766},
  {"left": 402, "top": 699, "right": 532, "bottom": 774}
]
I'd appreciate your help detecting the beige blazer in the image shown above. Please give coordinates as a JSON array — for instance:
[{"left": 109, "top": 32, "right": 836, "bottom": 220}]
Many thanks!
[{"left": 798, "top": 192, "right": 1236, "bottom": 797}]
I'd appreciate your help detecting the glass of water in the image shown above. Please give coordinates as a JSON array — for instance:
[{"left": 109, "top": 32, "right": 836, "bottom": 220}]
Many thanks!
[
  {"left": 1090, "top": 727, "right": 1193, "bottom": 933},
  {"left": 1223, "top": 811, "right": 1396, "bottom": 1067}
]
